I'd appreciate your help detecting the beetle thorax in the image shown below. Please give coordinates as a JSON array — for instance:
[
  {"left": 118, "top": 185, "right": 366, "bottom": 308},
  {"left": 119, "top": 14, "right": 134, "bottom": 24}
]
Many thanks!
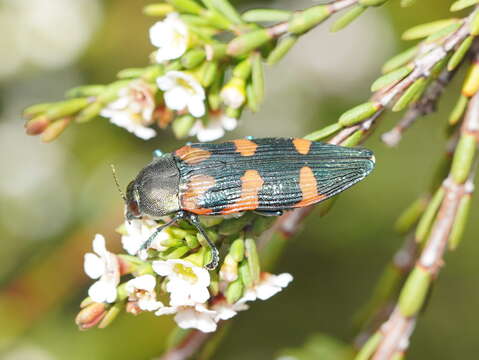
[{"left": 133, "top": 155, "right": 181, "bottom": 218}]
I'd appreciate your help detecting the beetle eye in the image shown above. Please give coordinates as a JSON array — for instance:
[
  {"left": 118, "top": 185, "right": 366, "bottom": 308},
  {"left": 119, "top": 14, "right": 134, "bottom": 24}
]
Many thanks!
[{"left": 127, "top": 200, "right": 141, "bottom": 219}]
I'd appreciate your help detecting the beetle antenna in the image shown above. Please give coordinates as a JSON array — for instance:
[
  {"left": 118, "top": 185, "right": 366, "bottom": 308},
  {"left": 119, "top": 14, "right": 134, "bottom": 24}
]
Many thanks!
[{"left": 110, "top": 164, "right": 127, "bottom": 202}]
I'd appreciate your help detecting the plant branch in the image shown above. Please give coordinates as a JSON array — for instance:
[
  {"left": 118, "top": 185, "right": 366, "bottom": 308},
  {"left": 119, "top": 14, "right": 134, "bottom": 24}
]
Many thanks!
[
  {"left": 356, "top": 86, "right": 479, "bottom": 360},
  {"left": 382, "top": 67, "right": 458, "bottom": 147}
]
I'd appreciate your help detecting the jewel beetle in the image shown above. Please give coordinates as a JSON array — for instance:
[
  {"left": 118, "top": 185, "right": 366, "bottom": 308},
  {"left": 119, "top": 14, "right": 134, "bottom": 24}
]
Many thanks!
[{"left": 124, "top": 137, "right": 375, "bottom": 270}]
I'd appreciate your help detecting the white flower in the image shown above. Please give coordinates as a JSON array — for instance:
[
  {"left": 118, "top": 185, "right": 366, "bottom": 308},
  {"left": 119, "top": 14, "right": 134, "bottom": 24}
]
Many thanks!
[
  {"left": 155, "top": 299, "right": 249, "bottom": 333},
  {"left": 189, "top": 112, "right": 238, "bottom": 142},
  {"left": 210, "top": 298, "right": 249, "bottom": 322},
  {"left": 125, "top": 275, "right": 164, "bottom": 311},
  {"left": 175, "top": 304, "right": 218, "bottom": 333},
  {"left": 153, "top": 259, "right": 211, "bottom": 306},
  {"left": 83, "top": 234, "right": 120, "bottom": 303},
  {"left": 157, "top": 71, "right": 206, "bottom": 117},
  {"left": 243, "top": 272, "right": 293, "bottom": 302},
  {"left": 149, "top": 13, "right": 189, "bottom": 63},
  {"left": 100, "top": 80, "right": 157, "bottom": 140},
  {"left": 121, "top": 218, "right": 169, "bottom": 256},
  {"left": 156, "top": 304, "right": 218, "bottom": 333}
]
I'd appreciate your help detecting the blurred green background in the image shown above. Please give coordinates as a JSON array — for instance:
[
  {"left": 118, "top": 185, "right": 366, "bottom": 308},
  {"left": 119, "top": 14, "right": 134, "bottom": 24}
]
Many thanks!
[{"left": 1, "top": 0, "right": 477, "bottom": 359}]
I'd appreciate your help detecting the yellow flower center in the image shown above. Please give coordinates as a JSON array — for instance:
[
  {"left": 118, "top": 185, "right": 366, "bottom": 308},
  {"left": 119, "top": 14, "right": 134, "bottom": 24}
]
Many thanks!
[
  {"left": 173, "top": 263, "right": 197, "bottom": 283},
  {"left": 176, "top": 77, "right": 196, "bottom": 95}
]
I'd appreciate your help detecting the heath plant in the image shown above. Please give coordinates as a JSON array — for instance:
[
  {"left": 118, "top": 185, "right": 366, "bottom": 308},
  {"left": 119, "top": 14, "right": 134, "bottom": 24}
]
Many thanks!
[{"left": 23, "top": 0, "right": 479, "bottom": 359}]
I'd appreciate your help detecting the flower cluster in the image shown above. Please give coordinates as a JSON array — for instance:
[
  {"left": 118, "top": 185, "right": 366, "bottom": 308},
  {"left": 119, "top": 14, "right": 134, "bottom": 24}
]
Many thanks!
[
  {"left": 23, "top": 0, "right": 390, "bottom": 143},
  {"left": 76, "top": 214, "right": 292, "bottom": 333}
]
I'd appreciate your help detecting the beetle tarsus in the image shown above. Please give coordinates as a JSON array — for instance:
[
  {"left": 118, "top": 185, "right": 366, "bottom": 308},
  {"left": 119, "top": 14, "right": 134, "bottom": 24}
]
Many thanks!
[{"left": 188, "top": 213, "right": 219, "bottom": 270}]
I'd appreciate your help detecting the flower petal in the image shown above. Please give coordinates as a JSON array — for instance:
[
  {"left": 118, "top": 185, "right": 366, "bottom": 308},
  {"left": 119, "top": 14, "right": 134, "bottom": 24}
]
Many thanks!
[
  {"left": 132, "top": 126, "right": 157, "bottom": 140},
  {"left": 196, "top": 126, "right": 224, "bottom": 142},
  {"left": 138, "top": 298, "right": 163, "bottom": 311},
  {"left": 221, "top": 116, "right": 238, "bottom": 131},
  {"left": 164, "top": 87, "right": 188, "bottom": 111},
  {"left": 152, "top": 260, "right": 173, "bottom": 277},
  {"left": 187, "top": 97, "right": 206, "bottom": 118},
  {"left": 88, "top": 280, "right": 118, "bottom": 303},
  {"left": 127, "top": 274, "right": 157, "bottom": 292},
  {"left": 83, "top": 253, "right": 104, "bottom": 280},
  {"left": 92, "top": 234, "right": 107, "bottom": 256},
  {"left": 155, "top": 306, "right": 178, "bottom": 316},
  {"left": 175, "top": 308, "right": 217, "bottom": 333}
]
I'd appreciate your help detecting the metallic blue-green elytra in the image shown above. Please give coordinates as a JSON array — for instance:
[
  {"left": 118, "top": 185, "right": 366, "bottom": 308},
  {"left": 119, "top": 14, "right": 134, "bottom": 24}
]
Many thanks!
[{"left": 125, "top": 137, "right": 375, "bottom": 269}]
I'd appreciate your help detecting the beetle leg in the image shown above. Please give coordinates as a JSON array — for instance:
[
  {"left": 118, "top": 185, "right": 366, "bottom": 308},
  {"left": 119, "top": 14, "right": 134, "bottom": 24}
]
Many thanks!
[
  {"left": 140, "top": 211, "right": 185, "bottom": 252},
  {"left": 254, "top": 210, "right": 283, "bottom": 217},
  {"left": 187, "top": 213, "right": 219, "bottom": 271}
]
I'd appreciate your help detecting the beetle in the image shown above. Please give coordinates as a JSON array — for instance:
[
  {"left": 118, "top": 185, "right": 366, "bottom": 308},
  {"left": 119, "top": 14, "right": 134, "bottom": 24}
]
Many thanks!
[{"left": 124, "top": 137, "right": 375, "bottom": 270}]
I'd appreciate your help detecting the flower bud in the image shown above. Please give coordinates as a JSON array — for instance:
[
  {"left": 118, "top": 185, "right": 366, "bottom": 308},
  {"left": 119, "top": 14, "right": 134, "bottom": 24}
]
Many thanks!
[
  {"left": 395, "top": 196, "right": 428, "bottom": 234},
  {"left": 165, "top": 245, "right": 190, "bottom": 259},
  {"left": 75, "top": 302, "right": 107, "bottom": 330},
  {"left": 98, "top": 303, "right": 122, "bottom": 328},
  {"left": 76, "top": 102, "right": 103, "bottom": 123},
  {"left": 251, "top": 53, "right": 264, "bottom": 105},
  {"left": 338, "top": 102, "right": 381, "bottom": 127},
  {"left": 382, "top": 46, "right": 418, "bottom": 73},
  {"left": 185, "top": 234, "right": 200, "bottom": 248},
  {"left": 143, "top": 3, "right": 175, "bottom": 17},
  {"left": 470, "top": 10, "right": 479, "bottom": 35},
  {"left": 220, "top": 254, "right": 238, "bottom": 282},
  {"left": 181, "top": 49, "right": 206, "bottom": 69},
  {"left": 45, "top": 98, "right": 90, "bottom": 120},
  {"left": 398, "top": 267, "right": 431, "bottom": 317},
  {"left": 449, "top": 193, "right": 472, "bottom": 250},
  {"left": 227, "top": 29, "right": 272, "bottom": 56},
  {"left": 392, "top": 77, "right": 427, "bottom": 112},
  {"left": 221, "top": 78, "right": 246, "bottom": 109},
  {"left": 66, "top": 85, "right": 105, "bottom": 98},
  {"left": 41, "top": 118, "right": 72, "bottom": 143},
  {"left": 201, "top": 61, "right": 218, "bottom": 87},
  {"left": 450, "top": 134, "right": 476, "bottom": 184},
  {"left": 225, "top": 279, "right": 244, "bottom": 304},
  {"left": 371, "top": 65, "right": 414, "bottom": 92},
  {"left": 402, "top": 19, "right": 458, "bottom": 40},
  {"left": 340, "top": 129, "right": 365, "bottom": 147},
  {"left": 448, "top": 36, "right": 473, "bottom": 71},
  {"left": 415, "top": 187, "right": 445, "bottom": 243},
  {"left": 462, "top": 62, "right": 479, "bottom": 97},
  {"left": 330, "top": 5, "right": 366, "bottom": 32},
  {"left": 23, "top": 103, "right": 52, "bottom": 119},
  {"left": 304, "top": 123, "right": 343, "bottom": 141},
  {"left": 238, "top": 260, "right": 253, "bottom": 288},
  {"left": 25, "top": 116, "right": 50, "bottom": 135},
  {"left": 288, "top": 5, "right": 330, "bottom": 34},
  {"left": 245, "top": 238, "right": 260, "bottom": 283},
  {"left": 242, "top": 9, "right": 291, "bottom": 23},
  {"left": 168, "top": 0, "right": 203, "bottom": 15},
  {"left": 449, "top": 95, "right": 468, "bottom": 125},
  {"left": 230, "top": 238, "right": 245, "bottom": 262},
  {"left": 267, "top": 35, "right": 298, "bottom": 65},
  {"left": 172, "top": 115, "right": 195, "bottom": 138},
  {"left": 451, "top": 0, "right": 479, "bottom": 11},
  {"left": 210, "top": 0, "right": 243, "bottom": 25}
]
